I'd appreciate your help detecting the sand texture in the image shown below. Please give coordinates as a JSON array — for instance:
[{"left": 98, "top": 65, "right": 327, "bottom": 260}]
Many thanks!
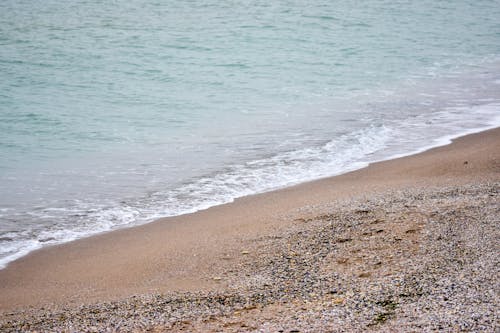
[{"left": 0, "top": 128, "right": 499, "bottom": 332}]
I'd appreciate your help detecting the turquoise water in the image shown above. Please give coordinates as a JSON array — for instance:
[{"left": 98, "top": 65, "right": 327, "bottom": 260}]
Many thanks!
[{"left": 1, "top": 0, "right": 500, "bottom": 267}]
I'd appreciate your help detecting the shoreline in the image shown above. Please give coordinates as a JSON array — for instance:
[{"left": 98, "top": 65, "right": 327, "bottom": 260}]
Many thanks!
[
  {"left": 1, "top": 121, "right": 499, "bottom": 271},
  {"left": 0, "top": 127, "right": 498, "bottom": 331}
]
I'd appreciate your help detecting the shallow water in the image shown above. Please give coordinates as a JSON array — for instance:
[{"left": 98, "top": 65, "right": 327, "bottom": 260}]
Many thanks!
[{"left": 1, "top": 0, "right": 500, "bottom": 267}]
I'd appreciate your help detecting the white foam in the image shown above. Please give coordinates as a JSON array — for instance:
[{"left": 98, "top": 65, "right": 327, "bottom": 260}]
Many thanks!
[
  {"left": 0, "top": 240, "right": 42, "bottom": 269},
  {"left": 382, "top": 103, "right": 500, "bottom": 161}
]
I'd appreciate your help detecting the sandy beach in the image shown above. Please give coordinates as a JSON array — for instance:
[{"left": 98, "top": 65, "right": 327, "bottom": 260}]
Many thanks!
[{"left": 0, "top": 128, "right": 498, "bottom": 332}]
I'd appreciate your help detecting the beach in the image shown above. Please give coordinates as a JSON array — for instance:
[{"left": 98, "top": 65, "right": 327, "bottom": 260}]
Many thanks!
[
  {"left": 1, "top": 1, "right": 499, "bottom": 331},
  {"left": 0, "top": 127, "right": 498, "bottom": 331}
]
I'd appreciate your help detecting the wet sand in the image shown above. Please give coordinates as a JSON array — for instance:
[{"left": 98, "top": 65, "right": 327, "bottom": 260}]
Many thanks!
[{"left": 0, "top": 128, "right": 498, "bottom": 332}]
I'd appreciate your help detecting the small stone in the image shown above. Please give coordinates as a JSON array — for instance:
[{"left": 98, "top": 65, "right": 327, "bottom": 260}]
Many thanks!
[
  {"left": 332, "top": 297, "right": 344, "bottom": 304},
  {"left": 336, "top": 238, "right": 352, "bottom": 243}
]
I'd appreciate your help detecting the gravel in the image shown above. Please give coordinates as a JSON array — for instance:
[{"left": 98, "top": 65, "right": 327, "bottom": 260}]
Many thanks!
[{"left": 1, "top": 182, "right": 498, "bottom": 332}]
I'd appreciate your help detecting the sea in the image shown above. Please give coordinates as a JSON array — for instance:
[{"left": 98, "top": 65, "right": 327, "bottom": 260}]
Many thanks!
[{"left": 1, "top": 0, "right": 500, "bottom": 268}]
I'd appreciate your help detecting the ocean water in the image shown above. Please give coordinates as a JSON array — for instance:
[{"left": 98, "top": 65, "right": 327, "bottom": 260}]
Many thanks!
[{"left": 1, "top": 0, "right": 500, "bottom": 268}]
